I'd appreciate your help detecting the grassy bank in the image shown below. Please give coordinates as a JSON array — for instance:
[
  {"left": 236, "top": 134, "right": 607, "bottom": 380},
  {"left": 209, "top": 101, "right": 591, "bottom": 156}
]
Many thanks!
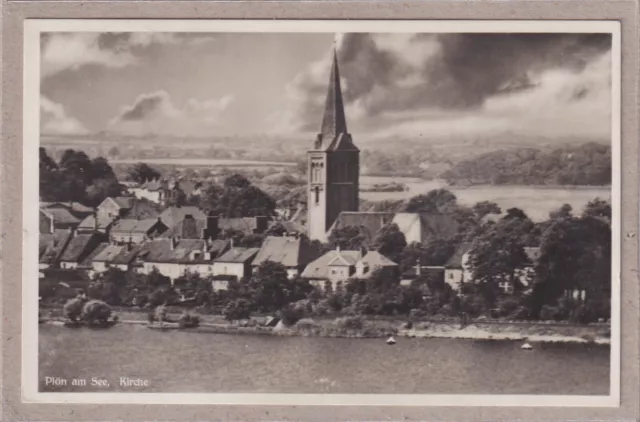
[{"left": 40, "top": 307, "right": 610, "bottom": 344}]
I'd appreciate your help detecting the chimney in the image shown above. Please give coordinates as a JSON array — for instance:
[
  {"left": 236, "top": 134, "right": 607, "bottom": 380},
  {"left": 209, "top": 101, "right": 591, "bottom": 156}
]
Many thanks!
[
  {"left": 230, "top": 238, "right": 234, "bottom": 250},
  {"left": 127, "top": 237, "right": 133, "bottom": 251},
  {"left": 205, "top": 213, "right": 219, "bottom": 239},
  {"left": 93, "top": 211, "right": 98, "bottom": 231},
  {"left": 255, "top": 216, "right": 268, "bottom": 234},
  {"left": 415, "top": 257, "right": 421, "bottom": 276},
  {"left": 336, "top": 245, "right": 340, "bottom": 253},
  {"left": 170, "top": 236, "right": 178, "bottom": 250}
]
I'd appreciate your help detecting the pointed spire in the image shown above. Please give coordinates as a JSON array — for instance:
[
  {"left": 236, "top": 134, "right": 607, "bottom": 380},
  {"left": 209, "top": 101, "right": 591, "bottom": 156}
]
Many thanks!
[{"left": 320, "top": 48, "right": 348, "bottom": 137}]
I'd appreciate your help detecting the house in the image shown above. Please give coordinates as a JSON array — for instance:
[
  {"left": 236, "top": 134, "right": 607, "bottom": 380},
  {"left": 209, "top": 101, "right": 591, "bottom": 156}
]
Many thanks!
[
  {"left": 77, "top": 197, "right": 160, "bottom": 234},
  {"left": 212, "top": 246, "right": 260, "bottom": 287},
  {"left": 90, "top": 242, "right": 145, "bottom": 274},
  {"left": 130, "top": 179, "right": 166, "bottom": 203},
  {"left": 109, "top": 217, "right": 168, "bottom": 244},
  {"left": 329, "top": 211, "right": 459, "bottom": 245},
  {"left": 218, "top": 216, "right": 269, "bottom": 236},
  {"left": 159, "top": 213, "right": 269, "bottom": 240},
  {"left": 301, "top": 247, "right": 362, "bottom": 286},
  {"left": 159, "top": 206, "right": 207, "bottom": 230},
  {"left": 58, "top": 233, "right": 106, "bottom": 270},
  {"left": 39, "top": 229, "right": 74, "bottom": 270},
  {"left": 40, "top": 201, "right": 94, "bottom": 219},
  {"left": 39, "top": 208, "right": 81, "bottom": 234},
  {"left": 252, "top": 235, "right": 321, "bottom": 279},
  {"left": 443, "top": 243, "right": 473, "bottom": 291},
  {"left": 141, "top": 238, "right": 230, "bottom": 280},
  {"left": 443, "top": 244, "right": 541, "bottom": 294},
  {"left": 354, "top": 250, "right": 399, "bottom": 279}
]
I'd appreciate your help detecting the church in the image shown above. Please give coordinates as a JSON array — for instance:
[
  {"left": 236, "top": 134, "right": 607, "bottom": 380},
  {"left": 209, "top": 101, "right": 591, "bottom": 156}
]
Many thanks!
[
  {"left": 307, "top": 49, "right": 460, "bottom": 245},
  {"left": 307, "top": 50, "right": 360, "bottom": 242}
]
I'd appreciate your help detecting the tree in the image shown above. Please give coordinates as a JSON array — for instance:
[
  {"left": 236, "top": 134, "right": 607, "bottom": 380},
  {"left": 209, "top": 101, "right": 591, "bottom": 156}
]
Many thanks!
[
  {"left": 59, "top": 149, "right": 93, "bottom": 185},
  {"left": 200, "top": 175, "right": 276, "bottom": 218},
  {"left": 467, "top": 218, "right": 530, "bottom": 306},
  {"left": 370, "top": 223, "right": 407, "bottom": 263},
  {"left": 327, "top": 225, "right": 368, "bottom": 251},
  {"left": 582, "top": 198, "right": 611, "bottom": 221},
  {"left": 531, "top": 215, "right": 611, "bottom": 317},
  {"left": 128, "top": 163, "right": 161, "bottom": 184},
  {"left": 549, "top": 203, "right": 573, "bottom": 220},
  {"left": 85, "top": 178, "right": 123, "bottom": 207},
  {"left": 250, "top": 261, "right": 293, "bottom": 312},
  {"left": 404, "top": 189, "right": 458, "bottom": 213},
  {"left": 400, "top": 239, "right": 457, "bottom": 273},
  {"left": 472, "top": 201, "right": 502, "bottom": 220}
]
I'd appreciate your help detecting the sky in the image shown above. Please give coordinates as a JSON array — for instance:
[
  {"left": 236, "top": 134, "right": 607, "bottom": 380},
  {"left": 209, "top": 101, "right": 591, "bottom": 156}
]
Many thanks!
[{"left": 40, "top": 31, "right": 613, "bottom": 142}]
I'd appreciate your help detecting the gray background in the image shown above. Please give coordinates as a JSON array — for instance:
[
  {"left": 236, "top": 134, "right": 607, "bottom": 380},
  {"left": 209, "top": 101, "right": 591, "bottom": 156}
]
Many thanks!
[{"left": 2, "top": 1, "right": 639, "bottom": 420}]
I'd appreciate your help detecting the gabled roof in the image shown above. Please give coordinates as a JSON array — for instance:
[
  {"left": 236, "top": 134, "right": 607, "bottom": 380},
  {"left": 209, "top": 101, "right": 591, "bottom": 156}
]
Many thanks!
[
  {"left": 127, "top": 199, "right": 161, "bottom": 219},
  {"left": 301, "top": 249, "right": 362, "bottom": 279},
  {"left": 59, "top": 233, "right": 103, "bottom": 263},
  {"left": 358, "top": 250, "right": 397, "bottom": 268},
  {"left": 40, "top": 201, "right": 94, "bottom": 216},
  {"left": 92, "top": 242, "right": 144, "bottom": 265},
  {"left": 444, "top": 242, "right": 473, "bottom": 269},
  {"left": 79, "top": 243, "right": 110, "bottom": 268},
  {"left": 160, "top": 216, "right": 206, "bottom": 239},
  {"left": 214, "top": 247, "right": 260, "bottom": 264},
  {"left": 219, "top": 217, "right": 263, "bottom": 234},
  {"left": 208, "top": 239, "right": 231, "bottom": 258},
  {"left": 159, "top": 206, "right": 206, "bottom": 229},
  {"left": 39, "top": 230, "right": 73, "bottom": 264},
  {"left": 77, "top": 214, "right": 113, "bottom": 231},
  {"left": 330, "top": 212, "right": 395, "bottom": 241},
  {"left": 110, "top": 218, "right": 166, "bottom": 236},
  {"left": 40, "top": 208, "right": 81, "bottom": 225},
  {"left": 252, "top": 236, "right": 320, "bottom": 268},
  {"left": 112, "top": 196, "right": 136, "bottom": 209},
  {"left": 142, "top": 238, "right": 211, "bottom": 264}
]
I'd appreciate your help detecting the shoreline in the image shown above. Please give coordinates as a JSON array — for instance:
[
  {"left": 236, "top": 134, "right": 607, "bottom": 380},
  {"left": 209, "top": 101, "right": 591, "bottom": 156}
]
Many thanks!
[{"left": 39, "top": 314, "right": 611, "bottom": 345}]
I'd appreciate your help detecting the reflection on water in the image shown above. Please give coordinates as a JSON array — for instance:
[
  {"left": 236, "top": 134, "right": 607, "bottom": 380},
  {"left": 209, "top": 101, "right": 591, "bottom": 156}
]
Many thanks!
[{"left": 39, "top": 325, "right": 610, "bottom": 395}]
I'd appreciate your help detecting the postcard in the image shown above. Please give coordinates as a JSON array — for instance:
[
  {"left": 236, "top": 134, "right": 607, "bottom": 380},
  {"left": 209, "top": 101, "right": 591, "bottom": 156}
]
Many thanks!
[{"left": 22, "top": 18, "right": 621, "bottom": 406}]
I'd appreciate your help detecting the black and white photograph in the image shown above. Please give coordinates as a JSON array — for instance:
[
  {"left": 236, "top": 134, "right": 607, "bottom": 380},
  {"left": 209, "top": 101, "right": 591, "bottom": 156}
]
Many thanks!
[{"left": 24, "top": 20, "right": 620, "bottom": 405}]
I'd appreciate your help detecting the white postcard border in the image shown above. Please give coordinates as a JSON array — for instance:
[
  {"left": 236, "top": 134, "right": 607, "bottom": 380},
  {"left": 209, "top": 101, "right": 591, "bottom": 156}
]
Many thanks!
[{"left": 22, "top": 18, "right": 622, "bottom": 406}]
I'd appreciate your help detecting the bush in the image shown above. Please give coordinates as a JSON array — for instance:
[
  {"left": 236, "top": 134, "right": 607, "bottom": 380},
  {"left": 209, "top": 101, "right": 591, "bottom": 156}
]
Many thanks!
[
  {"left": 223, "top": 299, "right": 252, "bottom": 321},
  {"left": 334, "top": 316, "right": 364, "bottom": 331},
  {"left": 63, "top": 297, "right": 87, "bottom": 321},
  {"left": 280, "top": 304, "right": 304, "bottom": 327},
  {"left": 81, "top": 300, "right": 112, "bottom": 323}
]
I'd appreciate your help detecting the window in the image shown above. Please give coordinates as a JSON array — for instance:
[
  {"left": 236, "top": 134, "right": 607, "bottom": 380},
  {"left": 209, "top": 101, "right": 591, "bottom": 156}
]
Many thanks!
[
  {"left": 449, "top": 273, "right": 454, "bottom": 279},
  {"left": 314, "top": 186, "right": 320, "bottom": 205},
  {"left": 311, "top": 161, "right": 324, "bottom": 183}
]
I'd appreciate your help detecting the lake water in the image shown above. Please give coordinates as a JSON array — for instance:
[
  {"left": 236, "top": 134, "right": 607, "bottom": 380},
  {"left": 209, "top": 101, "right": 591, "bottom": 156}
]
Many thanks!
[
  {"left": 39, "top": 325, "right": 609, "bottom": 395},
  {"left": 360, "top": 176, "right": 611, "bottom": 222}
]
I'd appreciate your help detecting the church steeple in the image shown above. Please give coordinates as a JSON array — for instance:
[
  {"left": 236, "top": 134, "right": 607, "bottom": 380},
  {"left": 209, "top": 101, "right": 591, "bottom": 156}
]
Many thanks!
[{"left": 320, "top": 49, "right": 348, "bottom": 137}]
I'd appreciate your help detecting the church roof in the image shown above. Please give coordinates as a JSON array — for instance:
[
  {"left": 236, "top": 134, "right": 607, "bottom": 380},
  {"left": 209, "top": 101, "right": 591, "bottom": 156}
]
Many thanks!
[{"left": 312, "top": 50, "right": 359, "bottom": 153}]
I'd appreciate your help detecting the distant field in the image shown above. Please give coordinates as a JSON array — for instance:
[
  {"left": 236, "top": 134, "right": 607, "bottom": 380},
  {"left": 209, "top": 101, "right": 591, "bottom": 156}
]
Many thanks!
[{"left": 110, "top": 158, "right": 297, "bottom": 167}]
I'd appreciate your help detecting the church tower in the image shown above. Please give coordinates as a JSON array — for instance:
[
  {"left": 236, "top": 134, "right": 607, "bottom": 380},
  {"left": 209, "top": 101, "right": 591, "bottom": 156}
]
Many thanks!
[{"left": 307, "top": 50, "right": 360, "bottom": 242}]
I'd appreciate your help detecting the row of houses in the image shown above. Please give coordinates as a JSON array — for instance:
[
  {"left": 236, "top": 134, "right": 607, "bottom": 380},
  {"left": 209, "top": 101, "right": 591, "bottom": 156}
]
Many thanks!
[{"left": 39, "top": 197, "right": 548, "bottom": 296}]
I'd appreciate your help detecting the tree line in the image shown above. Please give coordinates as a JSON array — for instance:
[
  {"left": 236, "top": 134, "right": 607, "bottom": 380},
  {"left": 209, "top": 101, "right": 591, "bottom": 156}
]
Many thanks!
[{"left": 442, "top": 142, "right": 611, "bottom": 186}]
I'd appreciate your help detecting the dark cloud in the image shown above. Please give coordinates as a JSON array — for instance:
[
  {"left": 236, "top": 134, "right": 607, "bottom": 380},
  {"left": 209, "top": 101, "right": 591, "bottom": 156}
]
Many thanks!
[
  {"left": 117, "top": 92, "right": 167, "bottom": 121},
  {"left": 410, "top": 33, "right": 611, "bottom": 109},
  {"left": 291, "top": 32, "right": 611, "bottom": 131}
]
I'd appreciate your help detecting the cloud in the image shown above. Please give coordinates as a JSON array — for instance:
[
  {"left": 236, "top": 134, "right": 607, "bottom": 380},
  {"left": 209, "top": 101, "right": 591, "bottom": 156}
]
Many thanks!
[
  {"left": 108, "top": 90, "right": 234, "bottom": 136},
  {"left": 41, "top": 32, "right": 218, "bottom": 77},
  {"left": 40, "top": 96, "right": 88, "bottom": 135},
  {"left": 276, "top": 32, "right": 612, "bottom": 140},
  {"left": 41, "top": 33, "right": 136, "bottom": 77}
]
